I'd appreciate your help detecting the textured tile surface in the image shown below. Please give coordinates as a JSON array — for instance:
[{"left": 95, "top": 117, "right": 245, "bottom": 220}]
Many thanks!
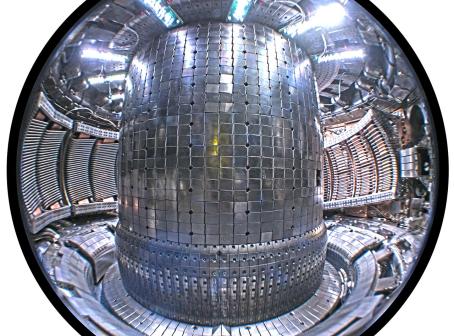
[{"left": 117, "top": 22, "right": 325, "bottom": 325}]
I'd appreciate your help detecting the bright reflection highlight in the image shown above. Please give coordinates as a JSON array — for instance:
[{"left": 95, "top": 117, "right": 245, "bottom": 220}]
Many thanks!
[
  {"left": 227, "top": 0, "right": 254, "bottom": 22},
  {"left": 282, "top": 2, "right": 347, "bottom": 37},
  {"left": 142, "top": 0, "right": 183, "bottom": 28},
  {"left": 317, "top": 49, "right": 365, "bottom": 63},
  {"left": 88, "top": 73, "right": 126, "bottom": 85},
  {"left": 110, "top": 93, "right": 125, "bottom": 101},
  {"left": 312, "top": 2, "right": 347, "bottom": 28},
  {"left": 125, "top": 75, "right": 133, "bottom": 95},
  {"left": 81, "top": 49, "right": 128, "bottom": 63}
]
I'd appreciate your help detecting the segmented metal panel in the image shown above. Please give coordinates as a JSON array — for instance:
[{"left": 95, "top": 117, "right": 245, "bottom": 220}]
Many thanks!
[
  {"left": 120, "top": 22, "right": 323, "bottom": 244},
  {"left": 103, "top": 259, "right": 341, "bottom": 335},
  {"left": 325, "top": 144, "right": 354, "bottom": 201},
  {"left": 323, "top": 111, "right": 398, "bottom": 208},
  {"left": 74, "top": 122, "right": 120, "bottom": 140},
  {"left": 171, "top": 0, "right": 231, "bottom": 24},
  {"left": 20, "top": 119, "right": 48, "bottom": 214},
  {"left": 91, "top": 143, "right": 119, "bottom": 201},
  {"left": 65, "top": 138, "right": 96, "bottom": 203},
  {"left": 116, "top": 225, "right": 327, "bottom": 326},
  {"left": 37, "top": 130, "right": 66, "bottom": 208},
  {"left": 117, "top": 23, "right": 325, "bottom": 325}
]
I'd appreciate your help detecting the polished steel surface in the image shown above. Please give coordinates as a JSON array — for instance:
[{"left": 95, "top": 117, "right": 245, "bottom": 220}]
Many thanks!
[
  {"left": 36, "top": 216, "right": 412, "bottom": 336},
  {"left": 323, "top": 110, "right": 399, "bottom": 209},
  {"left": 102, "top": 260, "right": 341, "bottom": 336},
  {"left": 116, "top": 22, "right": 326, "bottom": 325},
  {"left": 119, "top": 22, "right": 324, "bottom": 244},
  {"left": 19, "top": 96, "right": 120, "bottom": 233},
  {"left": 12, "top": 1, "right": 441, "bottom": 335},
  {"left": 116, "top": 224, "right": 326, "bottom": 325}
]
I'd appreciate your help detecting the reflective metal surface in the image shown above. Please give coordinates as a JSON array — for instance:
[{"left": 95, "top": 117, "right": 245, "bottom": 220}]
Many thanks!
[
  {"left": 9, "top": 0, "right": 445, "bottom": 335},
  {"left": 117, "top": 22, "right": 326, "bottom": 325}
]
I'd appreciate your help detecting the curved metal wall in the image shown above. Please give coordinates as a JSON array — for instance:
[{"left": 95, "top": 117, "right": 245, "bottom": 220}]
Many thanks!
[
  {"left": 18, "top": 93, "right": 119, "bottom": 233},
  {"left": 323, "top": 110, "right": 399, "bottom": 209},
  {"left": 117, "top": 22, "right": 326, "bottom": 325}
]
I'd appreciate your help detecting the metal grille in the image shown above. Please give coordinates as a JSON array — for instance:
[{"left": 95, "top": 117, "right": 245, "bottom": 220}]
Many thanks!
[
  {"left": 65, "top": 138, "right": 97, "bottom": 203},
  {"left": 116, "top": 224, "right": 327, "bottom": 326},
  {"left": 37, "top": 129, "right": 66, "bottom": 208},
  {"left": 20, "top": 119, "right": 48, "bottom": 214},
  {"left": 323, "top": 111, "right": 398, "bottom": 208},
  {"left": 91, "top": 142, "right": 119, "bottom": 201}
]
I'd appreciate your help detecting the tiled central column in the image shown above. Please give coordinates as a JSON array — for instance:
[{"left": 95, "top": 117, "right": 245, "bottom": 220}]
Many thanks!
[{"left": 116, "top": 22, "right": 326, "bottom": 326}]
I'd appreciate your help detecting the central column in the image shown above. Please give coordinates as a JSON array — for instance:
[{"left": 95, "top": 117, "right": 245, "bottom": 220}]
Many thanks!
[{"left": 116, "top": 22, "right": 326, "bottom": 326}]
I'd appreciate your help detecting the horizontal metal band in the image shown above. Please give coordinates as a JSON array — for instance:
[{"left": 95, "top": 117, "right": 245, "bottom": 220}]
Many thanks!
[{"left": 116, "top": 224, "right": 327, "bottom": 325}]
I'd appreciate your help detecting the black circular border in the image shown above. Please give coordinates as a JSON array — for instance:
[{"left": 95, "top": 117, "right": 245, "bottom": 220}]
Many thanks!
[{"left": 6, "top": 0, "right": 449, "bottom": 335}]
